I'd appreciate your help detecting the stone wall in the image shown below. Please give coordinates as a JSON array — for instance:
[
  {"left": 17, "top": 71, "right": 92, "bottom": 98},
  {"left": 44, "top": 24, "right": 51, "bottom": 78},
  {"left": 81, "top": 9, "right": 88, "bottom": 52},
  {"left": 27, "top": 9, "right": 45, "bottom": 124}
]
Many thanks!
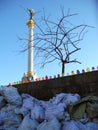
[{"left": 14, "top": 71, "right": 98, "bottom": 100}]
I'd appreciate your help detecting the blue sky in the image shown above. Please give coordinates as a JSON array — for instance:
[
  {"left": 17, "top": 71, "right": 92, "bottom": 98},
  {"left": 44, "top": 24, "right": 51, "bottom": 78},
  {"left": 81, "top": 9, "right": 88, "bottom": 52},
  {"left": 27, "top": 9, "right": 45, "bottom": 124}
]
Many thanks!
[{"left": 0, "top": 0, "right": 98, "bottom": 85}]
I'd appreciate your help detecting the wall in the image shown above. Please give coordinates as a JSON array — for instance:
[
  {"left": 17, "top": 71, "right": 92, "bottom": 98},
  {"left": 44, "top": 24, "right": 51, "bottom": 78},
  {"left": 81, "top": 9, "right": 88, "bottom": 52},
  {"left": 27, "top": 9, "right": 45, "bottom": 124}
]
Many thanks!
[{"left": 14, "top": 71, "right": 98, "bottom": 100}]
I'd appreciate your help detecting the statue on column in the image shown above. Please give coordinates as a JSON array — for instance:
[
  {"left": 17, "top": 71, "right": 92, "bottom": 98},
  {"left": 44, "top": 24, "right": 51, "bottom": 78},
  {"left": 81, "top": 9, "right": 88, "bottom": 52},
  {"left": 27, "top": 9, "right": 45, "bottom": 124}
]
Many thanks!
[{"left": 28, "top": 9, "right": 35, "bottom": 20}]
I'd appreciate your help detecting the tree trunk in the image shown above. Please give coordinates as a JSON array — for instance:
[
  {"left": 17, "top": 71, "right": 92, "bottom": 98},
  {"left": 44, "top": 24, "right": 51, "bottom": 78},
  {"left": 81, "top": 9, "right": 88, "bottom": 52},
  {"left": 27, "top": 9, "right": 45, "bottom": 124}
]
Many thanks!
[{"left": 62, "top": 62, "right": 65, "bottom": 75}]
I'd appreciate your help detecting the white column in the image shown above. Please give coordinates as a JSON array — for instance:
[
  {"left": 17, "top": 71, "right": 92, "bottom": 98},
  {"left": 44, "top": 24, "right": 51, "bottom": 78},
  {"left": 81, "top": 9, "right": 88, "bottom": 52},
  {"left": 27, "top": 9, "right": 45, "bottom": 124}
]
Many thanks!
[{"left": 28, "top": 26, "right": 34, "bottom": 73}]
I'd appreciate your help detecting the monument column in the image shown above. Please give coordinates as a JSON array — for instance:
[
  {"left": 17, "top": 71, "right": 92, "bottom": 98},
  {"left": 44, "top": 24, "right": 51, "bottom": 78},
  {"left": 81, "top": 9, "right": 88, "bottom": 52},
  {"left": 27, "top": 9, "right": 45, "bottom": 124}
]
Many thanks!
[{"left": 26, "top": 9, "right": 35, "bottom": 80}]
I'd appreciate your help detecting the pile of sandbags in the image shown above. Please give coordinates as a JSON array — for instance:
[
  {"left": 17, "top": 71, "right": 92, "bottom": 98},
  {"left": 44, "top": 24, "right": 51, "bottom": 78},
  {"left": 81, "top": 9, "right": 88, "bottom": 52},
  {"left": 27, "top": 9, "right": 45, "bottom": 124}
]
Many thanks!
[{"left": 0, "top": 85, "right": 97, "bottom": 130}]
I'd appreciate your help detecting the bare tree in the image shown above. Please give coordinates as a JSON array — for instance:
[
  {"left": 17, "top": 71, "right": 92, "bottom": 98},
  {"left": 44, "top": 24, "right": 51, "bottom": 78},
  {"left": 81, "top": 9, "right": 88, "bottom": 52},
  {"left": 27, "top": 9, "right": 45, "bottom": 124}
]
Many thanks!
[
  {"left": 33, "top": 9, "right": 90, "bottom": 74},
  {"left": 20, "top": 8, "right": 91, "bottom": 74}
]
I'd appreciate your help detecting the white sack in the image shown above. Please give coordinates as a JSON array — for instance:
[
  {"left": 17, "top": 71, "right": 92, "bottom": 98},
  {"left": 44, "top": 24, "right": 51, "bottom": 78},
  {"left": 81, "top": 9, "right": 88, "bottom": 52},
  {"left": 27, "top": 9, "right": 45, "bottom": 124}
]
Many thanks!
[
  {"left": 18, "top": 114, "right": 39, "bottom": 130},
  {"left": 45, "top": 103, "right": 65, "bottom": 120},
  {"left": 63, "top": 93, "right": 80, "bottom": 105},
  {"left": 22, "top": 94, "right": 38, "bottom": 110},
  {"left": 62, "top": 120, "right": 86, "bottom": 130},
  {"left": 0, "top": 111, "right": 22, "bottom": 129},
  {"left": 14, "top": 106, "right": 29, "bottom": 117},
  {"left": 0, "top": 126, "right": 17, "bottom": 130},
  {"left": 51, "top": 93, "right": 68, "bottom": 104},
  {"left": 0, "top": 96, "right": 6, "bottom": 109},
  {"left": 37, "top": 118, "right": 61, "bottom": 130},
  {"left": 0, "top": 86, "right": 22, "bottom": 106},
  {"left": 31, "top": 105, "right": 45, "bottom": 121},
  {"left": 21, "top": 93, "right": 38, "bottom": 103},
  {"left": 22, "top": 98, "right": 35, "bottom": 110},
  {"left": 39, "top": 100, "right": 52, "bottom": 108},
  {"left": 1, "top": 104, "right": 18, "bottom": 112},
  {"left": 86, "top": 122, "right": 98, "bottom": 130},
  {"left": 52, "top": 93, "right": 80, "bottom": 105}
]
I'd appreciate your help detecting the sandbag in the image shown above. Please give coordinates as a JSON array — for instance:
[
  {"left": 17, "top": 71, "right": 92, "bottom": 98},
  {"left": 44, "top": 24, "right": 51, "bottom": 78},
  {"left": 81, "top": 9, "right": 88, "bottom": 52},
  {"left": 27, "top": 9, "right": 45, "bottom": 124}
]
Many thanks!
[
  {"left": 62, "top": 120, "right": 86, "bottom": 130},
  {"left": 14, "top": 106, "right": 29, "bottom": 117},
  {"left": 0, "top": 86, "right": 22, "bottom": 106},
  {"left": 0, "top": 111, "right": 22, "bottom": 129},
  {"left": 37, "top": 118, "right": 61, "bottom": 130},
  {"left": 18, "top": 114, "right": 39, "bottom": 130},
  {"left": 68, "top": 96, "right": 98, "bottom": 121},
  {"left": 39, "top": 100, "right": 52, "bottom": 108},
  {"left": 86, "top": 122, "right": 98, "bottom": 130},
  {"left": 45, "top": 103, "right": 65, "bottom": 120},
  {"left": 21, "top": 93, "right": 38, "bottom": 103},
  {"left": 22, "top": 93, "right": 38, "bottom": 110},
  {"left": 51, "top": 93, "right": 80, "bottom": 106},
  {"left": 64, "top": 93, "right": 80, "bottom": 105},
  {"left": 22, "top": 97, "right": 35, "bottom": 110},
  {"left": 31, "top": 105, "right": 45, "bottom": 121},
  {"left": 51, "top": 93, "right": 67, "bottom": 104},
  {"left": 1, "top": 104, "right": 19, "bottom": 112},
  {"left": 0, "top": 96, "right": 6, "bottom": 109}
]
